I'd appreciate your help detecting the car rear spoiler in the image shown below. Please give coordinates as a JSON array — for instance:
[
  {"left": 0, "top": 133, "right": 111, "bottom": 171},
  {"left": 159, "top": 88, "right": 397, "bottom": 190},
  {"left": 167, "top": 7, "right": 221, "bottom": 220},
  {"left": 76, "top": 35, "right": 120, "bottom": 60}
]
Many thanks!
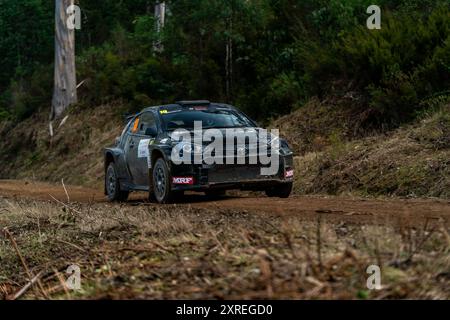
[{"left": 176, "top": 100, "right": 210, "bottom": 107}]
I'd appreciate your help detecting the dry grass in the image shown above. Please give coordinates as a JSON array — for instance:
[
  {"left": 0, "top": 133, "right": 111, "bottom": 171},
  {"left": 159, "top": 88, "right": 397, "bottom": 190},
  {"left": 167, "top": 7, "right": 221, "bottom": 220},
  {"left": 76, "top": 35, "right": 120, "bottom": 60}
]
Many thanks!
[
  {"left": 0, "top": 103, "right": 124, "bottom": 188},
  {"left": 0, "top": 197, "right": 448, "bottom": 300},
  {"left": 271, "top": 96, "right": 380, "bottom": 156}
]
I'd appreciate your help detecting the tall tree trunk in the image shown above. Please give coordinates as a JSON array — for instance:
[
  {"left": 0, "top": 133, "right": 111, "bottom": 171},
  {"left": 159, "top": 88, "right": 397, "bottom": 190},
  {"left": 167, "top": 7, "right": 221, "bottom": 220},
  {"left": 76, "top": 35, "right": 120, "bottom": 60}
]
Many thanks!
[
  {"left": 225, "top": 17, "right": 233, "bottom": 103},
  {"left": 51, "top": 0, "right": 77, "bottom": 120},
  {"left": 154, "top": 1, "right": 166, "bottom": 53}
]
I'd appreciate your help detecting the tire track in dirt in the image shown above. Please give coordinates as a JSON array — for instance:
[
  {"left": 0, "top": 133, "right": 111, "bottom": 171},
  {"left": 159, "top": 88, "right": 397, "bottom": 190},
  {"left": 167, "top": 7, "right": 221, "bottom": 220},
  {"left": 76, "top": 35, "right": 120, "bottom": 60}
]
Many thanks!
[{"left": 0, "top": 179, "right": 449, "bottom": 226}]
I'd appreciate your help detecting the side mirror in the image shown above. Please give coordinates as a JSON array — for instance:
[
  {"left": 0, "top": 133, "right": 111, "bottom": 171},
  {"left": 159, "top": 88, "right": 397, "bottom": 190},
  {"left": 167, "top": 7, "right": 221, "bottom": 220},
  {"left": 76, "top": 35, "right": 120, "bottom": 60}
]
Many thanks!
[
  {"left": 145, "top": 127, "right": 158, "bottom": 137},
  {"left": 115, "top": 136, "right": 121, "bottom": 145}
]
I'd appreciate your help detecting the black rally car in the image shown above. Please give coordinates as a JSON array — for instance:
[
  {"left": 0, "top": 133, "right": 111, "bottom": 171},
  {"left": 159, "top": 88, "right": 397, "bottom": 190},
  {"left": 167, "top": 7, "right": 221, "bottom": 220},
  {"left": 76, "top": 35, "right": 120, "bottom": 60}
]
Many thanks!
[{"left": 104, "top": 101, "right": 294, "bottom": 203}]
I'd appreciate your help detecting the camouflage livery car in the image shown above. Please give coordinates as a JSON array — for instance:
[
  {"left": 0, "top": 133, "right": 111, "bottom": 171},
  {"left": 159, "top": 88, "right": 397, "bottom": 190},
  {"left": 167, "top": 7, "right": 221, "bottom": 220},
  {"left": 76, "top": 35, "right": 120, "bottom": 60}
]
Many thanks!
[{"left": 104, "top": 101, "right": 294, "bottom": 203}]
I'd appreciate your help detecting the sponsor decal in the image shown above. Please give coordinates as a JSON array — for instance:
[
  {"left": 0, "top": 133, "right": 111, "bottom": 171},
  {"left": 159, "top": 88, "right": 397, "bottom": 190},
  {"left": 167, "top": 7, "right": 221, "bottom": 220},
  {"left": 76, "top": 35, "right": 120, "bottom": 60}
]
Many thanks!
[
  {"left": 172, "top": 177, "right": 194, "bottom": 185},
  {"left": 160, "top": 109, "right": 181, "bottom": 115},
  {"left": 285, "top": 169, "right": 294, "bottom": 178},
  {"left": 137, "top": 139, "right": 151, "bottom": 158}
]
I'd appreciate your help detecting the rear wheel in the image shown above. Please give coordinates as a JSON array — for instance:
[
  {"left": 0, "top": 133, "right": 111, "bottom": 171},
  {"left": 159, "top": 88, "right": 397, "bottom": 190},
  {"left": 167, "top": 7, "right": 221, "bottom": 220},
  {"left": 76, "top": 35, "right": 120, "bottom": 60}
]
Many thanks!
[
  {"left": 106, "top": 163, "right": 129, "bottom": 202},
  {"left": 152, "top": 158, "right": 181, "bottom": 204},
  {"left": 265, "top": 183, "right": 292, "bottom": 198}
]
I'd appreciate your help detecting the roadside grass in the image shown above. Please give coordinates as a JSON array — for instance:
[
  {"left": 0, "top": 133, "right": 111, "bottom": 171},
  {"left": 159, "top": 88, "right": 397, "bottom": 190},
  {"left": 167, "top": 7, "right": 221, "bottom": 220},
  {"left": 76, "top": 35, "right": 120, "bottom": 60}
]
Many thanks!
[
  {"left": 0, "top": 197, "right": 448, "bottom": 300},
  {"left": 0, "top": 103, "right": 123, "bottom": 189}
]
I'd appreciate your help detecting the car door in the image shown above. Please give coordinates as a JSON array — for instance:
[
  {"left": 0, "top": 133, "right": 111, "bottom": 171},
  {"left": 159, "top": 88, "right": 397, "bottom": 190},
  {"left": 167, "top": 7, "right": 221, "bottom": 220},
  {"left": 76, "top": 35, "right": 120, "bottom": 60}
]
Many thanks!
[
  {"left": 115, "top": 119, "right": 134, "bottom": 180},
  {"left": 125, "top": 112, "right": 158, "bottom": 187},
  {"left": 124, "top": 116, "right": 141, "bottom": 186}
]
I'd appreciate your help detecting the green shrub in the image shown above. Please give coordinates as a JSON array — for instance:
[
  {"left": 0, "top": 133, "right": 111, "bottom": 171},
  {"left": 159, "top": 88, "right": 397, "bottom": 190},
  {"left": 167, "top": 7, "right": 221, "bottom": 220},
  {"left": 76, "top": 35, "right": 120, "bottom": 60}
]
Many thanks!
[
  {"left": 266, "top": 72, "right": 305, "bottom": 115},
  {"left": 301, "top": 5, "right": 450, "bottom": 125},
  {"left": 2, "top": 64, "right": 52, "bottom": 121},
  {"left": 0, "top": 107, "right": 10, "bottom": 120}
]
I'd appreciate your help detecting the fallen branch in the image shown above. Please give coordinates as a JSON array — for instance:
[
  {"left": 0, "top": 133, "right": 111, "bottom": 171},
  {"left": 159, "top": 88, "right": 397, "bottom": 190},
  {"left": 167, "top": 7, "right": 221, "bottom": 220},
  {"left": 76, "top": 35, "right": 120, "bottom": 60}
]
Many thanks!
[
  {"left": 49, "top": 121, "right": 54, "bottom": 138},
  {"left": 316, "top": 213, "right": 323, "bottom": 272},
  {"left": 76, "top": 79, "right": 86, "bottom": 89},
  {"left": 58, "top": 116, "right": 69, "bottom": 129},
  {"left": 9, "top": 271, "right": 44, "bottom": 300},
  {"left": 55, "top": 238, "right": 86, "bottom": 253},
  {"left": 48, "top": 194, "right": 82, "bottom": 215},
  {"left": 61, "top": 179, "right": 70, "bottom": 203},
  {"left": 52, "top": 268, "right": 71, "bottom": 299},
  {"left": 440, "top": 225, "right": 450, "bottom": 251}
]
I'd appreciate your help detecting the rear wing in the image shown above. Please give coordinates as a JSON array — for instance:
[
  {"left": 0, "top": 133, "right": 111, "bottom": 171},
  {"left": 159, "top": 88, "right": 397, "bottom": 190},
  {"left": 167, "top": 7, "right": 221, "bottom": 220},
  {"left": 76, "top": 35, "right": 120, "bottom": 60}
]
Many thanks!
[{"left": 176, "top": 100, "right": 210, "bottom": 107}]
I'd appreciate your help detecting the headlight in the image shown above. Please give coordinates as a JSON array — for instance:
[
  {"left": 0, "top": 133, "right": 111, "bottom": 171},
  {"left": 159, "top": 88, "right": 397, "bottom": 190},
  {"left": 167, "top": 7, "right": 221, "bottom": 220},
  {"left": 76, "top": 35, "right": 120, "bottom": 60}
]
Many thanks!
[{"left": 280, "top": 139, "right": 293, "bottom": 155}]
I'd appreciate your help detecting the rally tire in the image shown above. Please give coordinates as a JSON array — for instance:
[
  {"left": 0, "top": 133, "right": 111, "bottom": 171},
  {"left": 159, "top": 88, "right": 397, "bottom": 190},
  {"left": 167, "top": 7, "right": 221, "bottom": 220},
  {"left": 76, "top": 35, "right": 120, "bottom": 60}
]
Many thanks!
[
  {"left": 106, "top": 163, "right": 129, "bottom": 202},
  {"left": 152, "top": 158, "right": 180, "bottom": 204}
]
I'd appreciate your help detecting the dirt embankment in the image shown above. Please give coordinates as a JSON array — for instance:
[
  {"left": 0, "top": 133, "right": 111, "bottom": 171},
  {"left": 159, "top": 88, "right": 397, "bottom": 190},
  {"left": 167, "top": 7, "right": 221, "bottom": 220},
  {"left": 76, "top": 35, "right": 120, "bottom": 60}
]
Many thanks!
[
  {"left": 0, "top": 103, "right": 124, "bottom": 188},
  {"left": 273, "top": 102, "right": 450, "bottom": 199}
]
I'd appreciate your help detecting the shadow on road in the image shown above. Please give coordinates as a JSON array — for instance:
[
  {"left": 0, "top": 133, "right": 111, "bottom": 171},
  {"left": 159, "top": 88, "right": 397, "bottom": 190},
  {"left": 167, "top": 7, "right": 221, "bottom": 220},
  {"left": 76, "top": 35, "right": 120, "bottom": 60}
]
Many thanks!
[{"left": 127, "top": 192, "right": 240, "bottom": 205}]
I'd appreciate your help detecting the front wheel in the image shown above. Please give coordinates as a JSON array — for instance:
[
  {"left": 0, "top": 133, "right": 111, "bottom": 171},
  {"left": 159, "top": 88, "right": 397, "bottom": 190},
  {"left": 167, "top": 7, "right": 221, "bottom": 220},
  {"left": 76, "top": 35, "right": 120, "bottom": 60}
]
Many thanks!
[
  {"left": 265, "top": 183, "right": 293, "bottom": 198},
  {"left": 151, "top": 158, "right": 181, "bottom": 204}
]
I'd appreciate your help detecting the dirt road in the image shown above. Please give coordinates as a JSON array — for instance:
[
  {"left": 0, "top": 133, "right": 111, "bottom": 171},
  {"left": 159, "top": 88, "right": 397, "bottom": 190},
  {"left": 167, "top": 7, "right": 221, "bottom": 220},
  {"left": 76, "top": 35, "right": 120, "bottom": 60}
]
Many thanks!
[{"left": 1, "top": 179, "right": 449, "bottom": 226}]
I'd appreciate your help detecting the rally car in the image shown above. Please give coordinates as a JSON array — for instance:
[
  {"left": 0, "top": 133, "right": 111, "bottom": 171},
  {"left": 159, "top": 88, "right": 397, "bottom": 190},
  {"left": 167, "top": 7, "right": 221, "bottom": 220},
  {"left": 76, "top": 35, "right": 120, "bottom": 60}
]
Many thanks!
[{"left": 104, "top": 101, "right": 294, "bottom": 203}]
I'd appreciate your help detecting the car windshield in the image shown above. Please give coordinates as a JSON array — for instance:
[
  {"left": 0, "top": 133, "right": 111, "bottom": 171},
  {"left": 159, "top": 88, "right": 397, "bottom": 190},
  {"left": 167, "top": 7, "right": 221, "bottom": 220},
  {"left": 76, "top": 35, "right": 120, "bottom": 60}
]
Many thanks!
[{"left": 161, "top": 109, "right": 253, "bottom": 131}]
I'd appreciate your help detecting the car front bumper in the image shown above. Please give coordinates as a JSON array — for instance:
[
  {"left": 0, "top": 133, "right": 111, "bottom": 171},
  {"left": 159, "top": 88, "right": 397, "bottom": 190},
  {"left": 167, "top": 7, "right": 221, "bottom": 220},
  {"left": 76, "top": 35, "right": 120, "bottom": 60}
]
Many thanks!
[{"left": 168, "top": 154, "right": 294, "bottom": 192}]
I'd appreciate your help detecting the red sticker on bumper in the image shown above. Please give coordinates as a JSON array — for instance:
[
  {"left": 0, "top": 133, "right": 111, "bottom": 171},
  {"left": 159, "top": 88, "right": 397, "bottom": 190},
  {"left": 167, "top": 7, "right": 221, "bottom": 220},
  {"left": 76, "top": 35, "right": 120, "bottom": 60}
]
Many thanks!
[
  {"left": 285, "top": 170, "right": 294, "bottom": 178},
  {"left": 172, "top": 177, "right": 194, "bottom": 185}
]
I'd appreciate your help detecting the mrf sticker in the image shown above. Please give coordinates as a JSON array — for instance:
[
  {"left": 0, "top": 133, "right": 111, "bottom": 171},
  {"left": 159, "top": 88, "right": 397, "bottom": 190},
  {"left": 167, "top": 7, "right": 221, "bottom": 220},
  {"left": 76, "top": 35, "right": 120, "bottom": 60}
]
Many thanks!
[{"left": 172, "top": 177, "right": 194, "bottom": 185}]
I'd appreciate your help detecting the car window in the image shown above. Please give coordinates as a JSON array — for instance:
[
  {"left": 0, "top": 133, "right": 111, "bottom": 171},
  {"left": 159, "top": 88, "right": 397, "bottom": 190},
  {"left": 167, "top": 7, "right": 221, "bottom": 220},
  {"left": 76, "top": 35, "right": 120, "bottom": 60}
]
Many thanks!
[
  {"left": 138, "top": 112, "right": 157, "bottom": 135},
  {"left": 161, "top": 110, "right": 252, "bottom": 130}
]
